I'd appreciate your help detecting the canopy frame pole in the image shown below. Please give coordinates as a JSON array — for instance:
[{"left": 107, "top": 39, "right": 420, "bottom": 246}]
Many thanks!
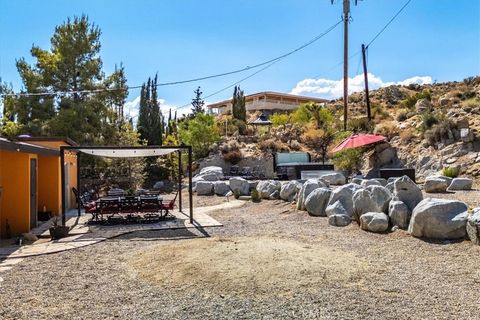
[
  {"left": 77, "top": 152, "right": 81, "bottom": 217},
  {"left": 60, "top": 147, "right": 66, "bottom": 226},
  {"left": 188, "top": 146, "right": 193, "bottom": 224},
  {"left": 178, "top": 150, "right": 182, "bottom": 212}
]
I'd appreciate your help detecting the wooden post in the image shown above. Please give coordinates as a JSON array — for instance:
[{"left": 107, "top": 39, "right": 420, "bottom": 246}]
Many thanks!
[
  {"left": 60, "top": 148, "right": 66, "bottom": 226},
  {"left": 362, "top": 44, "right": 371, "bottom": 121},
  {"left": 343, "top": 0, "right": 350, "bottom": 131},
  {"left": 178, "top": 150, "right": 182, "bottom": 212},
  {"left": 188, "top": 146, "right": 193, "bottom": 224},
  {"left": 77, "top": 152, "right": 81, "bottom": 217}
]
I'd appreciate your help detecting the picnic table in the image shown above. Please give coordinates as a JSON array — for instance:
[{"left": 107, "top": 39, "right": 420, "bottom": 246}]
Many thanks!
[{"left": 93, "top": 195, "right": 165, "bottom": 222}]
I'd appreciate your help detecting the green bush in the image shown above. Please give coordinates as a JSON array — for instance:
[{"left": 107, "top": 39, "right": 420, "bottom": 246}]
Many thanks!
[
  {"left": 271, "top": 113, "right": 289, "bottom": 127},
  {"left": 396, "top": 110, "right": 408, "bottom": 122},
  {"left": 233, "top": 189, "right": 241, "bottom": 199},
  {"left": 348, "top": 117, "right": 374, "bottom": 133},
  {"left": 178, "top": 113, "right": 220, "bottom": 159},
  {"left": 421, "top": 112, "right": 439, "bottom": 131},
  {"left": 442, "top": 166, "right": 460, "bottom": 178},
  {"left": 250, "top": 189, "right": 261, "bottom": 203},
  {"left": 401, "top": 90, "right": 432, "bottom": 110},
  {"left": 331, "top": 148, "right": 364, "bottom": 172}
]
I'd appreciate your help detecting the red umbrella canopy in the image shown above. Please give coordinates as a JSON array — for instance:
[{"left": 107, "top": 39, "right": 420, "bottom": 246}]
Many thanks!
[{"left": 331, "top": 133, "right": 386, "bottom": 153}]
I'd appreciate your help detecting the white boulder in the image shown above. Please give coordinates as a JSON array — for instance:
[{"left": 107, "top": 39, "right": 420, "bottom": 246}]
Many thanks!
[
  {"left": 280, "top": 180, "right": 302, "bottom": 202},
  {"left": 305, "top": 188, "right": 332, "bottom": 217},
  {"left": 388, "top": 200, "right": 410, "bottom": 229},
  {"left": 256, "top": 180, "right": 282, "bottom": 199},
  {"left": 325, "top": 183, "right": 363, "bottom": 217},
  {"left": 353, "top": 186, "right": 392, "bottom": 216},
  {"left": 328, "top": 214, "right": 352, "bottom": 227},
  {"left": 296, "top": 179, "right": 327, "bottom": 210},
  {"left": 361, "top": 180, "right": 382, "bottom": 188},
  {"left": 360, "top": 212, "right": 389, "bottom": 233},
  {"left": 393, "top": 175, "right": 423, "bottom": 211},
  {"left": 229, "top": 177, "right": 250, "bottom": 196},
  {"left": 195, "top": 166, "right": 225, "bottom": 181},
  {"left": 424, "top": 177, "right": 449, "bottom": 193},
  {"left": 196, "top": 181, "right": 214, "bottom": 195},
  {"left": 467, "top": 208, "right": 480, "bottom": 245},
  {"left": 408, "top": 198, "right": 469, "bottom": 239},
  {"left": 319, "top": 172, "right": 346, "bottom": 185},
  {"left": 447, "top": 177, "right": 473, "bottom": 191},
  {"left": 214, "top": 181, "right": 230, "bottom": 196}
]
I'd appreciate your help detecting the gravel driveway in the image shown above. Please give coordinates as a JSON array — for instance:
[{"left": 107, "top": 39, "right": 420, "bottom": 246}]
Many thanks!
[{"left": 1, "top": 196, "right": 479, "bottom": 319}]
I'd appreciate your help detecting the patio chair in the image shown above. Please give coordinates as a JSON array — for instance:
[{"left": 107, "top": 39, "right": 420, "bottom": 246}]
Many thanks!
[
  {"left": 161, "top": 191, "right": 179, "bottom": 217},
  {"left": 72, "top": 187, "right": 98, "bottom": 216}
]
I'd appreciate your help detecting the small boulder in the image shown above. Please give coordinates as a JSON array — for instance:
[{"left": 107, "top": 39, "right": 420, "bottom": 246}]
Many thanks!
[
  {"left": 195, "top": 166, "right": 225, "bottom": 181},
  {"left": 280, "top": 180, "right": 302, "bottom": 202},
  {"left": 196, "top": 181, "right": 214, "bottom": 195},
  {"left": 351, "top": 177, "right": 364, "bottom": 185},
  {"left": 393, "top": 175, "right": 423, "bottom": 211},
  {"left": 326, "top": 183, "right": 364, "bottom": 217},
  {"left": 305, "top": 188, "right": 332, "bottom": 217},
  {"left": 229, "top": 177, "right": 250, "bottom": 196},
  {"left": 325, "top": 200, "right": 348, "bottom": 217},
  {"left": 319, "top": 172, "right": 346, "bottom": 185},
  {"left": 22, "top": 233, "right": 38, "bottom": 241},
  {"left": 256, "top": 180, "right": 282, "bottom": 199},
  {"left": 214, "top": 181, "right": 230, "bottom": 196},
  {"left": 328, "top": 214, "right": 352, "bottom": 227},
  {"left": 389, "top": 200, "right": 410, "bottom": 229},
  {"left": 353, "top": 186, "right": 392, "bottom": 216},
  {"left": 372, "top": 178, "right": 388, "bottom": 186},
  {"left": 447, "top": 177, "right": 473, "bottom": 191},
  {"left": 360, "top": 212, "right": 389, "bottom": 233},
  {"left": 466, "top": 208, "right": 480, "bottom": 245},
  {"left": 408, "top": 198, "right": 469, "bottom": 239},
  {"left": 424, "top": 177, "right": 449, "bottom": 193},
  {"left": 361, "top": 180, "right": 382, "bottom": 188}
]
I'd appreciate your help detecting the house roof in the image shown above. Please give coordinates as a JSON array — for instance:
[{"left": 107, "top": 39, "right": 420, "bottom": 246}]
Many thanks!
[
  {"left": 15, "top": 136, "right": 78, "bottom": 146},
  {"left": 0, "top": 137, "right": 59, "bottom": 156},
  {"left": 207, "top": 91, "right": 328, "bottom": 108}
]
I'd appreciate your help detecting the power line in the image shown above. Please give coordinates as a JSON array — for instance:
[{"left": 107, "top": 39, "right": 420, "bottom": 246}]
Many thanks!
[
  {"left": 2, "top": 19, "right": 343, "bottom": 98},
  {"left": 365, "top": 0, "right": 413, "bottom": 49}
]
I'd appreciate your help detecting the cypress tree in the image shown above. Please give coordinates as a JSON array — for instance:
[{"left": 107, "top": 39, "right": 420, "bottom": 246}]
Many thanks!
[
  {"left": 232, "top": 85, "right": 246, "bottom": 122},
  {"left": 191, "top": 86, "right": 205, "bottom": 115}
]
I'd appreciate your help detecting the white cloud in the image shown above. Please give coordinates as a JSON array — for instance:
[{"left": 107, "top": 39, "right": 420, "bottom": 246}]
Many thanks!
[
  {"left": 290, "top": 73, "right": 432, "bottom": 100},
  {"left": 123, "top": 97, "right": 191, "bottom": 124}
]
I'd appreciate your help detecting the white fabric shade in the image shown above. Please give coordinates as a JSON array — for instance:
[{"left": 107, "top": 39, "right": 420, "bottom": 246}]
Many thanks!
[{"left": 79, "top": 148, "right": 179, "bottom": 158}]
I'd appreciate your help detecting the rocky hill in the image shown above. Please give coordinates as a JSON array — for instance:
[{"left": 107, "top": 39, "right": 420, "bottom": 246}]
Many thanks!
[{"left": 201, "top": 76, "right": 480, "bottom": 183}]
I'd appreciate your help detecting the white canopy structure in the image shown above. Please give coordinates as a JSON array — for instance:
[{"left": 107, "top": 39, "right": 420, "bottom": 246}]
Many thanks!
[{"left": 59, "top": 145, "right": 194, "bottom": 225}]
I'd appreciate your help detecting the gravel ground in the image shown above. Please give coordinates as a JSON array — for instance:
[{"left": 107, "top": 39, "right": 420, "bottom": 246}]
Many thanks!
[{"left": 1, "top": 193, "right": 480, "bottom": 319}]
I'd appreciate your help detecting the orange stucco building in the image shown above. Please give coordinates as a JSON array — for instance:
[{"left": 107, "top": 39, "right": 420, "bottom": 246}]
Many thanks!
[{"left": 0, "top": 137, "right": 78, "bottom": 238}]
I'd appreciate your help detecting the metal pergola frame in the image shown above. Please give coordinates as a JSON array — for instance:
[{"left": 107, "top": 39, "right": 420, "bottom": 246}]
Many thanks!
[{"left": 59, "top": 145, "right": 194, "bottom": 226}]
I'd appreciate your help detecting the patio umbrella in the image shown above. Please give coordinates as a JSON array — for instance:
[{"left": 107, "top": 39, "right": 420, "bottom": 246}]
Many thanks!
[{"left": 331, "top": 133, "right": 386, "bottom": 153}]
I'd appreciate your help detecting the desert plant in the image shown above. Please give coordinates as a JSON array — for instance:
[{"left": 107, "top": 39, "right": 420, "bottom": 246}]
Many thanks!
[
  {"left": 271, "top": 113, "right": 290, "bottom": 128},
  {"left": 420, "top": 111, "right": 439, "bottom": 131},
  {"left": 348, "top": 117, "right": 374, "bottom": 133},
  {"left": 289, "top": 140, "right": 301, "bottom": 151},
  {"left": 374, "top": 122, "right": 399, "bottom": 140},
  {"left": 331, "top": 148, "right": 364, "bottom": 172},
  {"left": 399, "top": 129, "right": 415, "bottom": 144},
  {"left": 424, "top": 119, "right": 457, "bottom": 147},
  {"left": 250, "top": 189, "right": 261, "bottom": 203},
  {"left": 401, "top": 90, "right": 431, "bottom": 110},
  {"left": 396, "top": 110, "right": 408, "bottom": 122},
  {"left": 233, "top": 189, "right": 241, "bottom": 199},
  {"left": 258, "top": 138, "right": 285, "bottom": 152},
  {"left": 442, "top": 166, "right": 460, "bottom": 178},
  {"left": 222, "top": 150, "right": 243, "bottom": 164}
]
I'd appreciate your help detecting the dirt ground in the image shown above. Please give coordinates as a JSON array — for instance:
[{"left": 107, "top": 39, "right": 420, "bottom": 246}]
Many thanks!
[{"left": 1, "top": 191, "right": 480, "bottom": 319}]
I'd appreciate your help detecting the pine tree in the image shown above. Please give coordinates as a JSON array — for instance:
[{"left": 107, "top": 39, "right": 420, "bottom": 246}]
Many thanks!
[
  {"left": 232, "top": 85, "right": 246, "bottom": 122},
  {"left": 191, "top": 86, "right": 205, "bottom": 115}
]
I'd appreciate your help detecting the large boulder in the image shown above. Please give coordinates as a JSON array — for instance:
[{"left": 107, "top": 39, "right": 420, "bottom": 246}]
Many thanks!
[
  {"left": 305, "top": 188, "right": 332, "bottom": 217},
  {"left": 296, "top": 179, "right": 327, "bottom": 210},
  {"left": 328, "top": 214, "right": 352, "bottom": 227},
  {"left": 372, "top": 178, "right": 388, "bottom": 187},
  {"left": 256, "top": 180, "right": 282, "bottom": 199},
  {"left": 408, "top": 198, "right": 469, "bottom": 239},
  {"left": 389, "top": 200, "right": 410, "bottom": 229},
  {"left": 195, "top": 166, "right": 224, "bottom": 181},
  {"left": 196, "top": 181, "right": 214, "bottom": 195},
  {"left": 466, "top": 208, "right": 480, "bottom": 245},
  {"left": 214, "top": 181, "right": 230, "bottom": 196},
  {"left": 229, "top": 177, "right": 250, "bottom": 196},
  {"left": 325, "top": 183, "right": 363, "bottom": 217},
  {"left": 319, "top": 172, "right": 346, "bottom": 185},
  {"left": 353, "top": 186, "right": 392, "bottom": 216},
  {"left": 447, "top": 178, "right": 473, "bottom": 191},
  {"left": 393, "top": 176, "right": 423, "bottom": 211},
  {"left": 424, "top": 177, "right": 449, "bottom": 193},
  {"left": 280, "top": 180, "right": 302, "bottom": 202},
  {"left": 360, "top": 212, "right": 389, "bottom": 233}
]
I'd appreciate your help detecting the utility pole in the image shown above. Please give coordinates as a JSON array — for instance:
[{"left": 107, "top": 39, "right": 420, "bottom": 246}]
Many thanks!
[
  {"left": 361, "top": 44, "right": 371, "bottom": 121},
  {"left": 342, "top": 0, "right": 350, "bottom": 131}
]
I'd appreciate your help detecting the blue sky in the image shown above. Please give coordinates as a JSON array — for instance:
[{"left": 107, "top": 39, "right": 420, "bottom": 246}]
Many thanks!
[{"left": 0, "top": 0, "right": 479, "bottom": 116}]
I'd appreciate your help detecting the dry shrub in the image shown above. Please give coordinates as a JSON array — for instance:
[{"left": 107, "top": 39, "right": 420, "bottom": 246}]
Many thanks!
[
  {"left": 399, "top": 129, "right": 415, "bottom": 143},
  {"left": 374, "top": 122, "right": 399, "bottom": 140},
  {"left": 289, "top": 140, "right": 301, "bottom": 151},
  {"left": 222, "top": 150, "right": 243, "bottom": 164},
  {"left": 396, "top": 110, "right": 408, "bottom": 122},
  {"left": 258, "top": 138, "right": 285, "bottom": 152},
  {"left": 424, "top": 119, "right": 457, "bottom": 147}
]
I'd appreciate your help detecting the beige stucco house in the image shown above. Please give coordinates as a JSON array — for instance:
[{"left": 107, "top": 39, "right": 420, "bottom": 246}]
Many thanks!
[{"left": 206, "top": 91, "right": 328, "bottom": 115}]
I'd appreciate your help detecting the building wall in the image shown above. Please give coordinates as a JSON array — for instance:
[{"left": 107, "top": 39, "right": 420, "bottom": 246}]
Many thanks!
[
  {"left": 37, "top": 155, "right": 61, "bottom": 216},
  {"left": 0, "top": 150, "right": 36, "bottom": 237},
  {"left": 64, "top": 151, "right": 78, "bottom": 209}
]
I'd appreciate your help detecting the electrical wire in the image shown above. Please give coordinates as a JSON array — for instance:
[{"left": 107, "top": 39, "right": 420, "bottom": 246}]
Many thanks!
[{"left": 2, "top": 19, "right": 343, "bottom": 98}]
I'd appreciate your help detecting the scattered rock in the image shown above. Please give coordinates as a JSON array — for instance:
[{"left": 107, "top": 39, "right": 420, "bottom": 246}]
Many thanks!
[
  {"left": 424, "top": 177, "right": 449, "bottom": 193},
  {"left": 326, "top": 183, "right": 364, "bottom": 217},
  {"left": 22, "top": 233, "right": 38, "bottom": 241},
  {"left": 361, "top": 180, "right": 382, "bottom": 188},
  {"left": 319, "top": 172, "right": 346, "bottom": 185},
  {"left": 393, "top": 176, "right": 423, "bottom": 211},
  {"left": 305, "top": 188, "right": 332, "bottom": 217},
  {"left": 466, "top": 208, "right": 480, "bottom": 245},
  {"left": 196, "top": 181, "right": 214, "bottom": 195},
  {"left": 214, "top": 181, "right": 230, "bottom": 196},
  {"left": 280, "top": 181, "right": 302, "bottom": 202},
  {"left": 256, "top": 180, "right": 282, "bottom": 199},
  {"left": 447, "top": 177, "right": 473, "bottom": 191},
  {"left": 229, "top": 177, "right": 250, "bottom": 196},
  {"left": 408, "top": 198, "right": 469, "bottom": 239},
  {"left": 328, "top": 214, "right": 352, "bottom": 227},
  {"left": 360, "top": 212, "right": 389, "bottom": 233},
  {"left": 389, "top": 200, "right": 410, "bottom": 229}
]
